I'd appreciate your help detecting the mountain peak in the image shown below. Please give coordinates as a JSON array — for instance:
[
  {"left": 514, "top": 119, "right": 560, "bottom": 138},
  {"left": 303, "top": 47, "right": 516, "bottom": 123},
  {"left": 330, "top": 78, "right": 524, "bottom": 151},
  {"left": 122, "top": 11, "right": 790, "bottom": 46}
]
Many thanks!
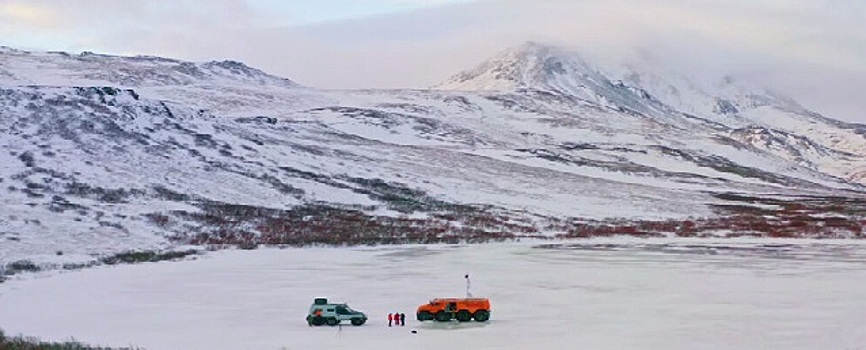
[
  {"left": 435, "top": 42, "right": 816, "bottom": 125},
  {"left": 435, "top": 42, "right": 665, "bottom": 112},
  {"left": 434, "top": 42, "right": 596, "bottom": 93}
]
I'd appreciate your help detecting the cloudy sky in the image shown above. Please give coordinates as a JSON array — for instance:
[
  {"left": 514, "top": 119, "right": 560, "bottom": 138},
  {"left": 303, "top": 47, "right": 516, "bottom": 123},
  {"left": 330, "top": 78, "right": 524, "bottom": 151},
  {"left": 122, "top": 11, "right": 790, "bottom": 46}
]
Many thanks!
[{"left": 1, "top": 0, "right": 864, "bottom": 123}]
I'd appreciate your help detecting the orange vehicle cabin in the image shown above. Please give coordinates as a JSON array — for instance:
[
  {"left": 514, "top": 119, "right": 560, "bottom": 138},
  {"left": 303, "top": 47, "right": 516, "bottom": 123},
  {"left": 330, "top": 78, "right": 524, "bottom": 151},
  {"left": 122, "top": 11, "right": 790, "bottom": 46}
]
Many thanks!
[{"left": 416, "top": 298, "right": 491, "bottom": 322}]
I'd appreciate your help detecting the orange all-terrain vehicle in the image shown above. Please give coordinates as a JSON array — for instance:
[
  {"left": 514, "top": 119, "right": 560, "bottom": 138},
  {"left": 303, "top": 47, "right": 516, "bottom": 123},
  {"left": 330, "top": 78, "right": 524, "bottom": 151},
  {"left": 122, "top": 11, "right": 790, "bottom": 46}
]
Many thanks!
[{"left": 416, "top": 298, "right": 491, "bottom": 322}]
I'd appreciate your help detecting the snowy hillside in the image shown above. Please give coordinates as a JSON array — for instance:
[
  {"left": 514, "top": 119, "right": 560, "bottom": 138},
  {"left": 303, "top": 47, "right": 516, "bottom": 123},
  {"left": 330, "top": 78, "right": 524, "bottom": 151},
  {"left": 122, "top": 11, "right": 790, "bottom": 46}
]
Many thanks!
[
  {"left": 1, "top": 44, "right": 865, "bottom": 269},
  {"left": 0, "top": 45, "right": 298, "bottom": 88}
]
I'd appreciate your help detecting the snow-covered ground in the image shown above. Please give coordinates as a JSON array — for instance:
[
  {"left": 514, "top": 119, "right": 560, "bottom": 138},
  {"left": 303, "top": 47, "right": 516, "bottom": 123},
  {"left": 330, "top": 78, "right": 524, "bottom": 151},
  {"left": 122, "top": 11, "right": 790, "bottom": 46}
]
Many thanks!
[{"left": 2, "top": 238, "right": 866, "bottom": 350}]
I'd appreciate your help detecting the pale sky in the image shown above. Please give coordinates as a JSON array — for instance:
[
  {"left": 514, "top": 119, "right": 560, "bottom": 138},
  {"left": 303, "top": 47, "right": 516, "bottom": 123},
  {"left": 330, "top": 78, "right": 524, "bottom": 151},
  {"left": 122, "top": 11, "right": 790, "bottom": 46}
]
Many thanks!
[{"left": 1, "top": 0, "right": 864, "bottom": 123}]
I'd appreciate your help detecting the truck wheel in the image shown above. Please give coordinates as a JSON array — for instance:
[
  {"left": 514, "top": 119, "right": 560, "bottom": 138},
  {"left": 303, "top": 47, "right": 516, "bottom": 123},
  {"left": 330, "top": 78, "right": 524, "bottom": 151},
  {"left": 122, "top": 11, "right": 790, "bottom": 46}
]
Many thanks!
[
  {"left": 472, "top": 310, "right": 490, "bottom": 322},
  {"left": 326, "top": 318, "right": 339, "bottom": 326},
  {"left": 311, "top": 316, "right": 325, "bottom": 326},
  {"left": 351, "top": 318, "right": 365, "bottom": 326},
  {"left": 434, "top": 311, "right": 452, "bottom": 322},
  {"left": 456, "top": 310, "right": 472, "bottom": 322},
  {"left": 417, "top": 311, "right": 433, "bottom": 321}
]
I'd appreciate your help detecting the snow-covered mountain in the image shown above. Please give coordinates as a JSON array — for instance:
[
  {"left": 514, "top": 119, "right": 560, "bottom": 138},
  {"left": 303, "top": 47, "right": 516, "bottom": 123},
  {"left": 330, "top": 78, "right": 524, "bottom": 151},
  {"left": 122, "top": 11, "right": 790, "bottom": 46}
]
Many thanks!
[
  {"left": 437, "top": 42, "right": 866, "bottom": 183},
  {"left": 1, "top": 43, "right": 865, "bottom": 269}
]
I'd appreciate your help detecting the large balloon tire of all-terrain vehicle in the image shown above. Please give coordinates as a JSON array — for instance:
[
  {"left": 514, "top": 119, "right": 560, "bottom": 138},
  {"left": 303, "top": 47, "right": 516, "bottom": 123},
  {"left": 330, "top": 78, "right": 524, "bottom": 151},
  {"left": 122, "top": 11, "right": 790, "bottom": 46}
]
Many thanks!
[
  {"left": 456, "top": 310, "right": 472, "bottom": 322},
  {"left": 434, "top": 312, "right": 452, "bottom": 322},
  {"left": 418, "top": 311, "right": 433, "bottom": 321},
  {"left": 473, "top": 310, "right": 490, "bottom": 322},
  {"left": 311, "top": 316, "right": 325, "bottom": 326},
  {"left": 326, "top": 318, "right": 339, "bottom": 326},
  {"left": 351, "top": 318, "right": 366, "bottom": 326}
]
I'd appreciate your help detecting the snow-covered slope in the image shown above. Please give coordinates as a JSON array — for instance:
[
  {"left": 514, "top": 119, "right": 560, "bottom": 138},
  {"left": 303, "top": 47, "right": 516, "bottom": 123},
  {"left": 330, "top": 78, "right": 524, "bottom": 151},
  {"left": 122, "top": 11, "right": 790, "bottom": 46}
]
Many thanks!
[
  {"left": 0, "top": 46, "right": 331, "bottom": 116},
  {"left": 1, "top": 44, "right": 865, "bottom": 268}
]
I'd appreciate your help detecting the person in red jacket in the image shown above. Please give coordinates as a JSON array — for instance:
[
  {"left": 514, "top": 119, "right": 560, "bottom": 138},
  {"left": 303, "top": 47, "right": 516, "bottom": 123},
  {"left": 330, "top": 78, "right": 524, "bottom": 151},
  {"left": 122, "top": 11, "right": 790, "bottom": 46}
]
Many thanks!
[{"left": 388, "top": 313, "right": 393, "bottom": 327}]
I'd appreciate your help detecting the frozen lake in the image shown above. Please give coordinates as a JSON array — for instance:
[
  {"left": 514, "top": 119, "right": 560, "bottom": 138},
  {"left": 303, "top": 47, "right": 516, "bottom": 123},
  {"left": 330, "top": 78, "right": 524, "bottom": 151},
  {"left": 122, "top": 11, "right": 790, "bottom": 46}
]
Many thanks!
[{"left": 2, "top": 239, "right": 866, "bottom": 350}]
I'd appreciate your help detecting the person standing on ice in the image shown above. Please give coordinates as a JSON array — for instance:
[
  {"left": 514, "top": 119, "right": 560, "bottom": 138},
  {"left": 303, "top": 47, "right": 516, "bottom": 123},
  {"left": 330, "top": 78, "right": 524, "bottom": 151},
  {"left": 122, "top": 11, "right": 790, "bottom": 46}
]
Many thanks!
[
  {"left": 388, "top": 313, "right": 393, "bottom": 327},
  {"left": 400, "top": 313, "right": 406, "bottom": 326}
]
